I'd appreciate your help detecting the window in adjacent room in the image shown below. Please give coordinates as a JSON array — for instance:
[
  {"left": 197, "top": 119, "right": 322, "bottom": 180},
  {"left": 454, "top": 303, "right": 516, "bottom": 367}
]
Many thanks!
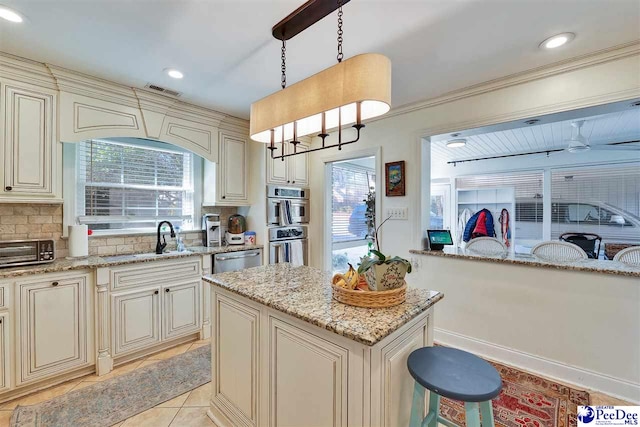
[{"left": 74, "top": 139, "right": 196, "bottom": 233}]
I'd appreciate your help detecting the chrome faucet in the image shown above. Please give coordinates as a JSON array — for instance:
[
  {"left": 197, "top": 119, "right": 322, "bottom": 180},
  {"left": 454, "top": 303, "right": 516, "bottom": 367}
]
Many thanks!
[{"left": 156, "top": 221, "right": 176, "bottom": 254}]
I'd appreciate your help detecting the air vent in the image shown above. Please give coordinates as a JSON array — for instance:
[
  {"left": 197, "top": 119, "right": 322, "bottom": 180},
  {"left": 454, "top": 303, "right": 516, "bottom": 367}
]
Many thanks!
[{"left": 144, "top": 83, "right": 181, "bottom": 97}]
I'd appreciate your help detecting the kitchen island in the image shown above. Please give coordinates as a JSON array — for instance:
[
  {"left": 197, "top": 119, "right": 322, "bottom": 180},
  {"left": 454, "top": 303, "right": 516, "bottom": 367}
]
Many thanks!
[{"left": 203, "top": 263, "right": 443, "bottom": 427}]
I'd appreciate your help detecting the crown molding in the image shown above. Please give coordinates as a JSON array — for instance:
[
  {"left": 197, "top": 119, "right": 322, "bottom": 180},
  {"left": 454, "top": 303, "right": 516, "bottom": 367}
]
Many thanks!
[
  {"left": 381, "top": 40, "right": 640, "bottom": 122},
  {"left": 0, "top": 52, "right": 57, "bottom": 89},
  {"left": 0, "top": 50, "right": 249, "bottom": 132}
]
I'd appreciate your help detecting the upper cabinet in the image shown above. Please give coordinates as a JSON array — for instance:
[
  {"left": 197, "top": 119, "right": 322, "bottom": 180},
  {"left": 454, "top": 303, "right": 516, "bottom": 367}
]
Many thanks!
[
  {"left": 203, "top": 130, "right": 249, "bottom": 206},
  {"left": 266, "top": 142, "right": 309, "bottom": 187},
  {"left": 0, "top": 81, "right": 61, "bottom": 202}
]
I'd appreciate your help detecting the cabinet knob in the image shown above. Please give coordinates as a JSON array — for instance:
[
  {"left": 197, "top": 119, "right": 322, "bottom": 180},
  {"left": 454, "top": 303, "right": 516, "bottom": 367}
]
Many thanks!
[
  {"left": 222, "top": 196, "right": 226, "bottom": 199},
  {"left": 0, "top": 319, "right": 3, "bottom": 324},
  {"left": 154, "top": 290, "right": 159, "bottom": 295},
  {"left": 287, "top": 180, "right": 290, "bottom": 184},
  {"left": 292, "top": 180, "right": 295, "bottom": 184},
  {"left": 51, "top": 281, "right": 59, "bottom": 287},
  {"left": 165, "top": 288, "right": 170, "bottom": 293},
  {"left": 5, "top": 186, "right": 12, "bottom": 191}
]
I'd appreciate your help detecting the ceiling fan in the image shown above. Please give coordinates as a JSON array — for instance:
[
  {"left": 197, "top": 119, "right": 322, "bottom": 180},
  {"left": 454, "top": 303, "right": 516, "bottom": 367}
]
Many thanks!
[{"left": 565, "top": 120, "right": 640, "bottom": 153}]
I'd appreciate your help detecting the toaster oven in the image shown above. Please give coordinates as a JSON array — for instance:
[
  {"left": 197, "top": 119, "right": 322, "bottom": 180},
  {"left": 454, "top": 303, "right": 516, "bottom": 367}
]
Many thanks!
[{"left": 0, "top": 239, "right": 55, "bottom": 268}]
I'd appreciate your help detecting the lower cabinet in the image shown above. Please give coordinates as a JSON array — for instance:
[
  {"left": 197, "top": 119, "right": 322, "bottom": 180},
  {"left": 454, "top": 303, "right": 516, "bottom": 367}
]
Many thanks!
[
  {"left": 163, "top": 281, "right": 201, "bottom": 341},
  {"left": 111, "top": 283, "right": 201, "bottom": 358},
  {"left": 112, "top": 287, "right": 161, "bottom": 356},
  {"left": 15, "top": 272, "right": 93, "bottom": 386},
  {"left": 0, "top": 313, "right": 9, "bottom": 393}
]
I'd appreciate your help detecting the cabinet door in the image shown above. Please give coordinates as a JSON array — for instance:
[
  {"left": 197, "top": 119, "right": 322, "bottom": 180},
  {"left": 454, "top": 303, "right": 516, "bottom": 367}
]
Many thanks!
[
  {"left": 112, "top": 287, "right": 161, "bottom": 356},
  {"left": 0, "top": 313, "right": 9, "bottom": 392},
  {"left": 288, "top": 143, "right": 309, "bottom": 186},
  {"left": 269, "top": 317, "right": 348, "bottom": 427},
  {"left": 211, "top": 293, "right": 260, "bottom": 427},
  {"left": 17, "top": 274, "right": 91, "bottom": 385},
  {"left": 379, "top": 323, "right": 428, "bottom": 427},
  {"left": 2, "top": 84, "right": 57, "bottom": 198},
  {"left": 219, "top": 131, "right": 247, "bottom": 202},
  {"left": 162, "top": 281, "right": 201, "bottom": 340},
  {"left": 266, "top": 147, "right": 289, "bottom": 185}
]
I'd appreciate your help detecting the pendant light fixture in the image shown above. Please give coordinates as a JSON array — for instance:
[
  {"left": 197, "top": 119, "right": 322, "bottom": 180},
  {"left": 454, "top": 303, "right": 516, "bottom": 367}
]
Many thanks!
[{"left": 249, "top": 0, "right": 392, "bottom": 160}]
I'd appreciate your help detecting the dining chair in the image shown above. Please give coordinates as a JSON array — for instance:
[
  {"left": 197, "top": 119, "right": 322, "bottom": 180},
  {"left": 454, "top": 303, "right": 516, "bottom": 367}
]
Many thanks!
[
  {"left": 465, "top": 237, "right": 507, "bottom": 257},
  {"left": 531, "top": 241, "right": 588, "bottom": 263},
  {"left": 613, "top": 246, "right": 640, "bottom": 266}
]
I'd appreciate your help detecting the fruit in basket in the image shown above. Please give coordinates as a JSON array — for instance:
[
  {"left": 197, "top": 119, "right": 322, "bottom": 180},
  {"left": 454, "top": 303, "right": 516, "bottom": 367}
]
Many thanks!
[{"left": 332, "top": 263, "right": 359, "bottom": 289}]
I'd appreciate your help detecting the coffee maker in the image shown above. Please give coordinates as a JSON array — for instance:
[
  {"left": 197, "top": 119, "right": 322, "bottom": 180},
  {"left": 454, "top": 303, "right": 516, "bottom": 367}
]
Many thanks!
[
  {"left": 225, "top": 214, "right": 246, "bottom": 245},
  {"left": 202, "top": 214, "right": 222, "bottom": 247}
]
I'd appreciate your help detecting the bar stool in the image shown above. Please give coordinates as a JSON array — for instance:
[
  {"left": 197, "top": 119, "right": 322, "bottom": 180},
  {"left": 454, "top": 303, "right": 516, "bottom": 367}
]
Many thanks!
[{"left": 407, "top": 347, "right": 502, "bottom": 427}]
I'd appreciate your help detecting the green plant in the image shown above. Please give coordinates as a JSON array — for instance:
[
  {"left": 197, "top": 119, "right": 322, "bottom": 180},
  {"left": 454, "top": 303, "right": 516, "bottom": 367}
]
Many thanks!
[{"left": 357, "top": 215, "right": 412, "bottom": 275}]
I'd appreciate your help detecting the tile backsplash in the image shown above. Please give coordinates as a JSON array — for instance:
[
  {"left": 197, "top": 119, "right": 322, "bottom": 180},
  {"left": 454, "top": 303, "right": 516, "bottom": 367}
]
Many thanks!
[{"left": 0, "top": 204, "right": 237, "bottom": 258}]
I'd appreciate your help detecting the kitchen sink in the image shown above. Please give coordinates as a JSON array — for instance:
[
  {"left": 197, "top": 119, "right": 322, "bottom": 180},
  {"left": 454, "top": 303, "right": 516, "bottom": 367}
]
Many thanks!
[{"left": 132, "top": 250, "right": 193, "bottom": 258}]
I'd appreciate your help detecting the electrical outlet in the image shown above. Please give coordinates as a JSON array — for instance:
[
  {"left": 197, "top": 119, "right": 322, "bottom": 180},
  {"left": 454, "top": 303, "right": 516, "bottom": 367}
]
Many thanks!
[{"left": 385, "top": 207, "right": 408, "bottom": 220}]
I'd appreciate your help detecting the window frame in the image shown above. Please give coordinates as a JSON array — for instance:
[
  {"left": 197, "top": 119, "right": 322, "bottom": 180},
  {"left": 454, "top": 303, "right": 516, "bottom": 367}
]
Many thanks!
[{"left": 63, "top": 139, "right": 203, "bottom": 237}]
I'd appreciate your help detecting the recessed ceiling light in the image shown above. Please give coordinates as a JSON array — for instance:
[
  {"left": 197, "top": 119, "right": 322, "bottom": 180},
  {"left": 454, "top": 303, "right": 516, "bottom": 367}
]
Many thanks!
[
  {"left": 446, "top": 139, "right": 467, "bottom": 148},
  {"left": 539, "top": 33, "right": 575, "bottom": 49},
  {"left": 0, "top": 5, "right": 23, "bottom": 23},
  {"left": 165, "top": 69, "right": 184, "bottom": 79}
]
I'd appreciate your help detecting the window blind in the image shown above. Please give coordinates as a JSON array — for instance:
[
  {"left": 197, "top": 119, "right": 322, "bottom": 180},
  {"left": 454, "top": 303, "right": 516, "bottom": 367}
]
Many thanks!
[
  {"left": 76, "top": 139, "right": 194, "bottom": 231},
  {"left": 550, "top": 162, "right": 640, "bottom": 242},
  {"left": 331, "top": 163, "right": 375, "bottom": 243}
]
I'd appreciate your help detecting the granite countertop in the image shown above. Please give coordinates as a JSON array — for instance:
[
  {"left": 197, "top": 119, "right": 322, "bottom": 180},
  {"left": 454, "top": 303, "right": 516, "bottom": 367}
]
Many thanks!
[
  {"left": 410, "top": 247, "right": 640, "bottom": 278},
  {"left": 203, "top": 263, "right": 443, "bottom": 346},
  {"left": 0, "top": 244, "right": 263, "bottom": 279}
]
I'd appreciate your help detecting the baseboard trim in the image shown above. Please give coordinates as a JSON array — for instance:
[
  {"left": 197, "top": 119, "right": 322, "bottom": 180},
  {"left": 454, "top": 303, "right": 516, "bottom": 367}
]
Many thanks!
[{"left": 434, "top": 328, "right": 640, "bottom": 404}]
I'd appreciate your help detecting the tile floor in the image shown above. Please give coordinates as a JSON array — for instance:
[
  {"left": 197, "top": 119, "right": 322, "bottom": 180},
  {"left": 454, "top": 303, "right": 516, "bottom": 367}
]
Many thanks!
[
  {"left": 0, "top": 340, "right": 212, "bottom": 427},
  {"left": 0, "top": 338, "right": 633, "bottom": 427}
]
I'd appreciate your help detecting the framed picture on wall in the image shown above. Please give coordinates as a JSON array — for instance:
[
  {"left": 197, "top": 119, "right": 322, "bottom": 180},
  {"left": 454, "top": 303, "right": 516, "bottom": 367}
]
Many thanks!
[{"left": 385, "top": 161, "right": 405, "bottom": 197}]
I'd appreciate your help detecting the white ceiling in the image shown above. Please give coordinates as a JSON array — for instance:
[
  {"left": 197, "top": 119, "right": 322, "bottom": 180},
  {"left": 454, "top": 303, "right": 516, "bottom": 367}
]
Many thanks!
[
  {"left": 0, "top": 0, "right": 639, "bottom": 120},
  {"left": 430, "top": 107, "right": 640, "bottom": 164}
]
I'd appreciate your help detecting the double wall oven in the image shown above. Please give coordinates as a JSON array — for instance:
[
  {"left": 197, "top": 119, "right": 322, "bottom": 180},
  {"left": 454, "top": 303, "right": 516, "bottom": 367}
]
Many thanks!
[{"left": 267, "top": 185, "right": 309, "bottom": 265}]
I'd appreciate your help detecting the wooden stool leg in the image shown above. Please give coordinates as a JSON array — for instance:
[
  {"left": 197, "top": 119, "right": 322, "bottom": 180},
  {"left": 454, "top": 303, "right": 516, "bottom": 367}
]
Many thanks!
[
  {"left": 409, "top": 382, "right": 426, "bottom": 427},
  {"left": 426, "top": 390, "right": 440, "bottom": 427},
  {"left": 480, "top": 401, "right": 496, "bottom": 427},
  {"left": 464, "top": 402, "right": 481, "bottom": 427}
]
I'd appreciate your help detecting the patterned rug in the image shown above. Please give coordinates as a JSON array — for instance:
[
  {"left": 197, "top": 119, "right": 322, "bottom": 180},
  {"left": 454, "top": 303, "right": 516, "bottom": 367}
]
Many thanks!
[
  {"left": 11, "top": 345, "right": 210, "bottom": 427},
  {"left": 439, "top": 359, "right": 590, "bottom": 427}
]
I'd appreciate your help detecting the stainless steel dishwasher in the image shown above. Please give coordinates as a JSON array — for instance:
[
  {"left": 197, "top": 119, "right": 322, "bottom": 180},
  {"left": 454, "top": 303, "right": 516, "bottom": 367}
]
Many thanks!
[{"left": 213, "top": 249, "right": 263, "bottom": 273}]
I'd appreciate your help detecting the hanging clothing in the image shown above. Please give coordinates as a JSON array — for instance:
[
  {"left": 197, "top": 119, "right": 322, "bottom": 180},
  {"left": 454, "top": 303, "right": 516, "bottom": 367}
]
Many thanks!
[
  {"left": 499, "top": 208, "right": 511, "bottom": 247},
  {"left": 472, "top": 211, "right": 488, "bottom": 238},
  {"left": 456, "top": 209, "right": 473, "bottom": 245},
  {"left": 463, "top": 208, "right": 496, "bottom": 242}
]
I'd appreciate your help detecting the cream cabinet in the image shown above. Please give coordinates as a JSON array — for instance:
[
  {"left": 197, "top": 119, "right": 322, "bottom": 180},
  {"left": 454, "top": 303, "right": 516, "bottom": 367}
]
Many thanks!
[
  {"left": 162, "top": 281, "right": 201, "bottom": 340},
  {"left": 266, "top": 142, "right": 309, "bottom": 187},
  {"left": 0, "top": 81, "right": 61, "bottom": 202},
  {"left": 203, "top": 130, "right": 249, "bottom": 206},
  {"left": 208, "top": 286, "right": 434, "bottom": 427},
  {"left": 103, "top": 258, "right": 203, "bottom": 364},
  {"left": 15, "top": 272, "right": 93, "bottom": 385},
  {"left": 112, "top": 287, "right": 161, "bottom": 357},
  {"left": 0, "top": 313, "right": 9, "bottom": 393}
]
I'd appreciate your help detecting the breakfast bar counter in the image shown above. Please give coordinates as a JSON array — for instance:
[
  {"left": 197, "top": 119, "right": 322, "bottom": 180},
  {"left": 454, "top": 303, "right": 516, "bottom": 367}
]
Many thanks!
[{"left": 203, "top": 263, "right": 443, "bottom": 427}]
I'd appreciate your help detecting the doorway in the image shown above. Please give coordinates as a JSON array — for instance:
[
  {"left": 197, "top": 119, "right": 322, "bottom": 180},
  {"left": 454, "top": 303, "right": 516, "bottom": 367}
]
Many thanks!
[{"left": 327, "top": 156, "right": 376, "bottom": 274}]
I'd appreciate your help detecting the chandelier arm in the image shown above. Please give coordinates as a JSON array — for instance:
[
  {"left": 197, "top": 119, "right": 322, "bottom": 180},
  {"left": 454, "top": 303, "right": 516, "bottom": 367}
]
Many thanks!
[{"left": 270, "top": 125, "right": 365, "bottom": 160}]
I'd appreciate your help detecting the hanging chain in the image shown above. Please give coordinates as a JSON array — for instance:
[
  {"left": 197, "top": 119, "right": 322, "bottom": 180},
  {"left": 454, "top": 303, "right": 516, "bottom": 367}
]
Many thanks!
[
  {"left": 337, "top": 0, "right": 343, "bottom": 63},
  {"left": 281, "top": 39, "right": 287, "bottom": 89}
]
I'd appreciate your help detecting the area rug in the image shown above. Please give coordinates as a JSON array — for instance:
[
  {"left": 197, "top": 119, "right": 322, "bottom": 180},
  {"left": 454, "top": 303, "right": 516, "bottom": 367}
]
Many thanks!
[
  {"left": 11, "top": 345, "right": 210, "bottom": 427},
  {"left": 439, "top": 359, "right": 590, "bottom": 427}
]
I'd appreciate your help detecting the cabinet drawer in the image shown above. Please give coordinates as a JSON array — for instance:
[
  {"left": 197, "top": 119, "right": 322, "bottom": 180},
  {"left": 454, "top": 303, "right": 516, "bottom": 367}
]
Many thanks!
[{"left": 110, "top": 258, "right": 201, "bottom": 291}]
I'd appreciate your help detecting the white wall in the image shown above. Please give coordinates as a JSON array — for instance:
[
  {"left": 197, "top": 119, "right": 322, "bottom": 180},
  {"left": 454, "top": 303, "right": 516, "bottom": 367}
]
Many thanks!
[
  {"left": 415, "top": 254, "right": 640, "bottom": 403},
  {"left": 308, "top": 44, "right": 640, "bottom": 399}
]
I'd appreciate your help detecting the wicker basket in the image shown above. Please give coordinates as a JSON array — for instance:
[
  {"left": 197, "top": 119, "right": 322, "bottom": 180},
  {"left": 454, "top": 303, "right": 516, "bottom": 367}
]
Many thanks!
[{"left": 332, "top": 281, "right": 407, "bottom": 308}]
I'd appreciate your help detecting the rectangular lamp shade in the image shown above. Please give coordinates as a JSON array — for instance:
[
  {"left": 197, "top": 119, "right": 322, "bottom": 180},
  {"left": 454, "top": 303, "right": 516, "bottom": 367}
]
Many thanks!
[{"left": 250, "top": 53, "right": 391, "bottom": 143}]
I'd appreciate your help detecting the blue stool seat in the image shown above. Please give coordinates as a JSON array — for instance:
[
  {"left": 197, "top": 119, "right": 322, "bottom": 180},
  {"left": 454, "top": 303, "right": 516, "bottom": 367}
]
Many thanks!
[{"left": 407, "top": 347, "right": 502, "bottom": 427}]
